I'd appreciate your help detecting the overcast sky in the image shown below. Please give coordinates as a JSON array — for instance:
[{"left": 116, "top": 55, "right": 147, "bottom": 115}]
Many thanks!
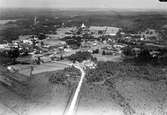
[{"left": 0, "top": 0, "right": 167, "bottom": 9}]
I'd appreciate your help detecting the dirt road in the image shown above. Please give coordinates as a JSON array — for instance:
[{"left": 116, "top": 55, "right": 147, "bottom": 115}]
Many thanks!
[{"left": 65, "top": 63, "right": 86, "bottom": 115}]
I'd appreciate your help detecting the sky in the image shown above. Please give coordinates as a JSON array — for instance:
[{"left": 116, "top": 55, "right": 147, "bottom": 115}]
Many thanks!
[{"left": 0, "top": 0, "right": 167, "bottom": 9}]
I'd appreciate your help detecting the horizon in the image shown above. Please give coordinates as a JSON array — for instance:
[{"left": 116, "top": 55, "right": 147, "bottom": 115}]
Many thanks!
[
  {"left": 1, "top": 7, "right": 167, "bottom": 12},
  {"left": 0, "top": 0, "right": 167, "bottom": 10}
]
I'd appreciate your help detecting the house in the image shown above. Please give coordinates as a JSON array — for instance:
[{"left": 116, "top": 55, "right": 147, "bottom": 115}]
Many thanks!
[
  {"left": 22, "top": 39, "right": 33, "bottom": 45},
  {"left": 81, "top": 23, "right": 86, "bottom": 29},
  {"left": 82, "top": 60, "right": 96, "bottom": 69},
  {"left": 132, "top": 47, "right": 141, "bottom": 57}
]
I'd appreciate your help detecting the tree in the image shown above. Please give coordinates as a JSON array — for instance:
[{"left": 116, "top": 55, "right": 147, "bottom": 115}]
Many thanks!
[
  {"left": 122, "top": 47, "right": 133, "bottom": 56},
  {"left": 68, "top": 51, "right": 95, "bottom": 62},
  {"left": 8, "top": 47, "right": 20, "bottom": 64},
  {"left": 102, "top": 50, "right": 106, "bottom": 55},
  {"left": 93, "top": 49, "right": 99, "bottom": 54},
  {"left": 138, "top": 49, "right": 151, "bottom": 62},
  {"left": 60, "top": 55, "right": 64, "bottom": 60},
  {"left": 37, "top": 33, "right": 46, "bottom": 40}
]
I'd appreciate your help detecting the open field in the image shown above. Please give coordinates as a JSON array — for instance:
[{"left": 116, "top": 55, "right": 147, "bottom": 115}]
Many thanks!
[
  {"left": 0, "top": 61, "right": 72, "bottom": 115},
  {"left": 1, "top": 69, "right": 167, "bottom": 115},
  {"left": 0, "top": 70, "right": 73, "bottom": 115},
  {"left": 75, "top": 76, "right": 167, "bottom": 115},
  {"left": 115, "top": 77, "right": 167, "bottom": 115},
  {"left": 76, "top": 61, "right": 167, "bottom": 115},
  {"left": 10, "top": 61, "right": 70, "bottom": 76},
  {"left": 93, "top": 54, "right": 123, "bottom": 62},
  {"left": 77, "top": 84, "right": 123, "bottom": 115}
]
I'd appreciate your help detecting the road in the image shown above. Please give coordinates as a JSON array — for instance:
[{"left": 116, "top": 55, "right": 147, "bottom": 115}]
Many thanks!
[
  {"left": 0, "top": 61, "right": 86, "bottom": 115},
  {"left": 64, "top": 63, "right": 86, "bottom": 115}
]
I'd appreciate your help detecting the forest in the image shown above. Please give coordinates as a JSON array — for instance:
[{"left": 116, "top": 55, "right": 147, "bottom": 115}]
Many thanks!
[{"left": 1, "top": 9, "right": 167, "bottom": 43}]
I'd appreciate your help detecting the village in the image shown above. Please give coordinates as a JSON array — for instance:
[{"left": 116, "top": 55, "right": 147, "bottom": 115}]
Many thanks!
[
  {"left": 0, "top": 17, "right": 167, "bottom": 71},
  {"left": 0, "top": 20, "right": 122, "bottom": 65}
]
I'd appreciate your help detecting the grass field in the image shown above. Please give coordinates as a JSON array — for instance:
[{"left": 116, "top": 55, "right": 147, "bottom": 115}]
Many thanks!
[
  {"left": 0, "top": 70, "right": 72, "bottom": 115},
  {"left": 93, "top": 54, "right": 123, "bottom": 62},
  {"left": 10, "top": 61, "right": 70, "bottom": 76}
]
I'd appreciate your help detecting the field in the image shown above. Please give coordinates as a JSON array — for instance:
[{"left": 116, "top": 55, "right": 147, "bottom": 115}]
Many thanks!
[
  {"left": 1, "top": 59, "right": 167, "bottom": 115},
  {"left": 0, "top": 70, "right": 72, "bottom": 115},
  {"left": 75, "top": 76, "right": 167, "bottom": 115},
  {"left": 41, "top": 61, "right": 167, "bottom": 115},
  {"left": 93, "top": 54, "right": 123, "bottom": 62},
  {"left": 8, "top": 61, "right": 70, "bottom": 76},
  {"left": 75, "top": 61, "right": 167, "bottom": 115}
]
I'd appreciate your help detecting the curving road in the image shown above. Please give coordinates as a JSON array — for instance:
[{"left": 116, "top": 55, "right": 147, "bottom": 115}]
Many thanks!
[{"left": 65, "top": 63, "right": 86, "bottom": 115}]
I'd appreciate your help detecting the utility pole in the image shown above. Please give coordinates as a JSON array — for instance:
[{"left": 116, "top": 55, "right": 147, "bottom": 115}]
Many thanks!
[{"left": 29, "top": 66, "right": 34, "bottom": 81}]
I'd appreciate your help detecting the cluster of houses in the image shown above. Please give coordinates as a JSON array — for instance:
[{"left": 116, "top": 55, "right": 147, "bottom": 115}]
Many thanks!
[
  {"left": 0, "top": 21, "right": 164, "bottom": 65},
  {"left": 123, "top": 28, "right": 161, "bottom": 41},
  {"left": 81, "top": 60, "right": 96, "bottom": 69}
]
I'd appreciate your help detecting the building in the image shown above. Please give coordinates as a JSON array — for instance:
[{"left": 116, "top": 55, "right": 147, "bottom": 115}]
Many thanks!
[
  {"left": 22, "top": 39, "right": 33, "bottom": 45},
  {"left": 82, "top": 60, "right": 96, "bottom": 69},
  {"left": 81, "top": 23, "right": 86, "bottom": 29},
  {"left": 0, "top": 44, "right": 8, "bottom": 49}
]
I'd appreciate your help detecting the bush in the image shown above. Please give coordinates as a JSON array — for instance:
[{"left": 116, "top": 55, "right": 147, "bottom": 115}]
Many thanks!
[
  {"left": 49, "top": 66, "right": 81, "bottom": 85},
  {"left": 49, "top": 71, "right": 67, "bottom": 84}
]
